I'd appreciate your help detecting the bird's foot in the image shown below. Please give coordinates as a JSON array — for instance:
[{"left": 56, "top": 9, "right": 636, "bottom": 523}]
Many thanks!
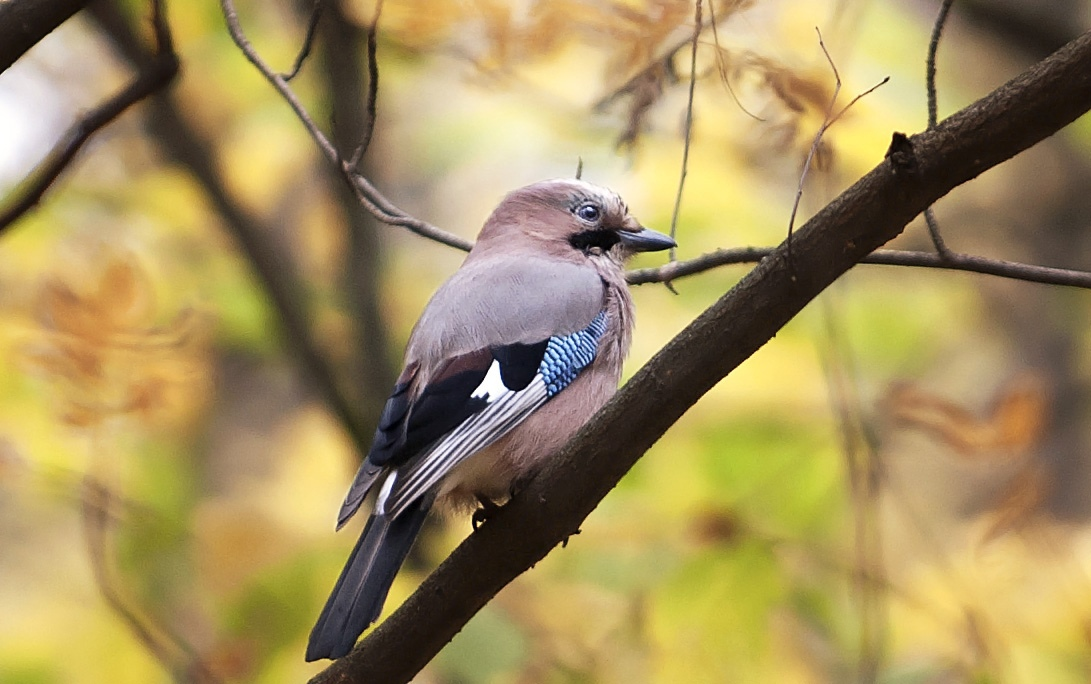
[{"left": 472, "top": 496, "right": 502, "bottom": 530}]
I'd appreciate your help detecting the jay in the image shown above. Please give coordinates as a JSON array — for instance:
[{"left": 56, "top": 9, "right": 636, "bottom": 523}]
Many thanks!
[{"left": 306, "top": 179, "right": 674, "bottom": 661}]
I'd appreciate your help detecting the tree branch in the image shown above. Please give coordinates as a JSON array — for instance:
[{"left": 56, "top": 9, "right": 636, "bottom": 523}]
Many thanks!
[
  {"left": 627, "top": 246, "right": 1091, "bottom": 289},
  {"left": 923, "top": 0, "right": 957, "bottom": 256},
  {"left": 82, "top": 477, "right": 220, "bottom": 684},
  {"left": 281, "top": 0, "right": 323, "bottom": 81},
  {"left": 0, "top": 0, "right": 91, "bottom": 74},
  {"left": 86, "top": 2, "right": 373, "bottom": 454},
  {"left": 309, "top": 29, "right": 1091, "bottom": 683},
  {"left": 0, "top": 0, "right": 178, "bottom": 233},
  {"left": 316, "top": 0, "right": 399, "bottom": 429},
  {"left": 217, "top": 0, "right": 472, "bottom": 252}
]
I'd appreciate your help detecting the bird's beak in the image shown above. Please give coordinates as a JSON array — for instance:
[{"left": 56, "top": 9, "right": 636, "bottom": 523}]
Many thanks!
[{"left": 617, "top": 226, "right": 676, "bottom": 252}]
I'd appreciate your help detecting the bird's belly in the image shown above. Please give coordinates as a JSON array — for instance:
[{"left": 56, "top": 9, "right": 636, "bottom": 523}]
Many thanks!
[{"left": 436, "top": 444, "right": 514, "bottom": 512}]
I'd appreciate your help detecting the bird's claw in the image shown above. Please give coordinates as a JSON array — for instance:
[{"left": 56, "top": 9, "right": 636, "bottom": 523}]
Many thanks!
[{"left": 472, "top": 496, "right": 502, "bottom": 530}]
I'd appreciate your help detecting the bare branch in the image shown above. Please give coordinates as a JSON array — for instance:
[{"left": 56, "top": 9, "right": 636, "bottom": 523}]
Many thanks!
[
  {"left": 0, "top": 0, "right": 178, "bottom": 233},
  {"left": 218, "top": 0, "right": 472, "bottom": 251},
  {"left": 317, "top": 0, "right": 400, "bottom": 425},
  {"left": 923, "top": 0, "right": 957, "bottom": 256},
  {"left": 82, "top": 477, "right": 220, "bottom": 684},
  {"left": 626, "top": 245, "right": 771, "bottom": 283},
  {"left": 864, "top": 249, "right": 1091, "bottom": 288},
  {"left": 706, "top": 0, "right": 763, "bottom": 121},
  {"left": 310, "top": 27, "right": 1091, "bottom": 684},
  {"left": 668, "top": 0, "right": 701, "bottom": 266},
  {"left": 88, "top": 2, "right": 374, "bottom": 454},
  {"left": 818, "top": 301, "right": 887, "bottom": 681},
  {"left": 789, "top": 29, "right": 888, "bottom": 244},
  {"left": 789, "top": 28, "right": 843, "bottom": 243},
  {"left": 281, "top": 0, "right": 324, "bottom": 81},
  {"left": 347, "top": 0, "right": 383, "bottom": 170},
  {"left": 627, "top": 246, "right": 1091, "bottom": 289},
  {"left": 829, "top": 77, "right": 891, "bottom": 129},
  {"left": 786, "top": 29, "right": 885, "bottom": 279},
  {"left": 928, "top": 0, "right": 957, "bottom": 128}
]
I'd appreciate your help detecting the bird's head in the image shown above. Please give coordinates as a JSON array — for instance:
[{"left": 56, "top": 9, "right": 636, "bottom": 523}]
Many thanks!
[{"left": 475, "top": 179, "right": 675, "bottom": 263}]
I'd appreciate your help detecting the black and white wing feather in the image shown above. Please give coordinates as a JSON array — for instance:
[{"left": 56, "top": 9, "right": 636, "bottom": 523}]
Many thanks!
[{"left": 337, "top": 311, "right": 609, "bottom": 525}]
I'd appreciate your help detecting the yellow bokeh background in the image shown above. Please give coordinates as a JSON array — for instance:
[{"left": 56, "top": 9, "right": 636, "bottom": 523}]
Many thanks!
[{"left": 2, "top": 1, "right": 1090, "bottom": 682}]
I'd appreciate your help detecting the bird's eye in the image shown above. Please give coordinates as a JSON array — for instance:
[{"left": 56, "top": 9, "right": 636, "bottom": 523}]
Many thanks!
[{"left": 575, "top": 203, "right": 601, "bottom": 223}]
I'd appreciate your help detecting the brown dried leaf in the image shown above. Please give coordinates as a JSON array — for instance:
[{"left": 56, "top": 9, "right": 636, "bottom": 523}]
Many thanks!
[
  {"left": 23, "top": 343, "right": 102, "bottom": 386},
  {"left": 95, "top": 257, "right": 155, "bottom": 331},
  {"left": 41, "top": 281, "right": 108, "bottom": 343},
  {"left": 60, "top": 400, "right": 105, "bottom": 428},
  {"left": 124, "top": 376, "right": 169, "bottom": 419},
  {"left": 883, "top": 375, "right": 1049, "bottom": 459},
  {"left": 600, "top": 0, "right": 693, "bottom": 81},
  {"left": 989, "top": 376, "right": 1049, "bottom": 452},
  {"left": 753, "top": 57, "right": 830, "bottom": 115},
  {"left": 604, "top": 60, "right": 673, "bottom": 149},
  {"left": 978, "top": 462, "right": 1050, "bottom": 544},
  {"left": 25, "top": 249, "right": 211, "bottom": 431}
]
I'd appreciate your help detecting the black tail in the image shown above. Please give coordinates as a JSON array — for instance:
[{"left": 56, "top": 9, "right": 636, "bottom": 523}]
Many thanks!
[{"left": 305, "top": 495, "right": 433, "bottom": 661}]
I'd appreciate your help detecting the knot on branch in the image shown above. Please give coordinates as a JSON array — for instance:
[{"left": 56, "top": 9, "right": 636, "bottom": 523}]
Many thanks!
[{"left": 885, "top": 132, "right": 918, "bottom": 175}]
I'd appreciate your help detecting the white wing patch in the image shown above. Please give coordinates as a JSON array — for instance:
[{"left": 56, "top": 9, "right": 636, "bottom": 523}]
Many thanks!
[
  {"left": 383, "top": 375, "right": 550, "bottom": 518},
  {"left": 471, "top": 360, "right": 508, "bottom": 400}
]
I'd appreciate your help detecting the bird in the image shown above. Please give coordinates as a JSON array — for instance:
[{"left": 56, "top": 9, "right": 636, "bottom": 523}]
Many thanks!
[{"left": 305, "top": 178, "right": 675, "bottom": 661}]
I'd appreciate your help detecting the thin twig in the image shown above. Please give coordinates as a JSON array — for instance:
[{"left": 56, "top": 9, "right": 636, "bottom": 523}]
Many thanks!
[
  {"left": 0, "top": 0, "right": 178, "bottom": 233},
  {"left": 787, "top": 28, "right": 835, "bottom": 275},
  {"left": 922, "top": 210, "right": 946, "bottom": 254},
  {"left": 626, "top": 245, "right": 1091, "bottom": 289},
  {"left": 707, "top": 0, "right": 763, "bottom": 121},
  {"left": 318, "top": 0, "right": 400, "bottom": 428},
  {"left": 788, "top": 29, "right": 887, "bottom": 271},
  {"left": 819, "top": 300, "right": 887, "bottom": 683},
  {"left": 347, "top": 0, "right": 383, "bottom": 170},
  {"left": 660, "top": 0, "right": 702, "bottom": 294},
  {"left": 592, "top": 1, "right": 751, "bottom": 115},
  {"left": 82, "top": 477, "right": 221, "bottom": 684},
  {"left": 668, "top": 0, "right": 701, "bottom": 267},
  {"left": 828, "top": 77, "right": 890, "bottom": 129},
  {"left": 218, "top": 0, "right": 472, "bottom": 251},
  {"left": 928, "top": 0, "right": 956, "bottom": 128},
  {"left": 923, "top": 0, "right": 956, "bottom": 257},
  {"left": 220, "top": 0, "right": 340, "bottom": 163},
  {"left": 788, "top": 28, "right": 842, "bottom": 248},
  {"left": 88, "top": 1, "right": 375, "bottom": 454},
  {"left": 281, "top": 0, "right": 324, "bottom": 81}
]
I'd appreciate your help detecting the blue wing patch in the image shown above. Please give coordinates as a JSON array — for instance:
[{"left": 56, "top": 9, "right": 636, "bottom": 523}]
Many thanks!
[
  {"left": 540, "top": 310, "right": 608, "bottom": 396},
  {"left": 377, "top": 310, "right": 610, "bottom": 519}
]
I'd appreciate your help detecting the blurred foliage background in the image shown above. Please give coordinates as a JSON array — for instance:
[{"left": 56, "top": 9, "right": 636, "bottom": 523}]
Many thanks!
[{"left": 2, "top": 0, "right": 1091, "bottom": 682}]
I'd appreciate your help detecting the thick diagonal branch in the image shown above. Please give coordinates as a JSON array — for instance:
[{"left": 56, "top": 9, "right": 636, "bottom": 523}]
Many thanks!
[
  {"left": 0, "top": 0, "right": 91, "bottom": 74},
  {"left": 310, "top": 29, "right": 1091, "bottom": 684}
]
